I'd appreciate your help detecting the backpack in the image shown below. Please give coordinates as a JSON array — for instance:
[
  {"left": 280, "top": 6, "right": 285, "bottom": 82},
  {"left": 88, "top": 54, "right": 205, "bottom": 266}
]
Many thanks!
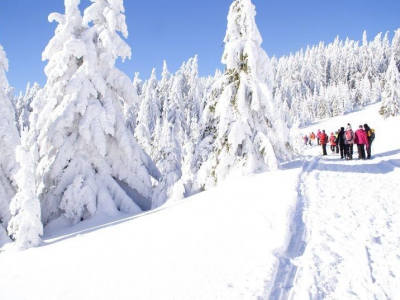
[
  {"left": 368, "top": 129, "right": 375, "bottom": 141},
  {"left": 345, "top": 130, "right": 353, "bottom": 141}
]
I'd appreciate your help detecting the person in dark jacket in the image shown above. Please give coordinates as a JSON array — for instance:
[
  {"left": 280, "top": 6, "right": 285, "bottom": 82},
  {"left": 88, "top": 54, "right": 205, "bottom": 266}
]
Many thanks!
[
  {"left": 344, "top": 124, "right": 354, "bottom": 160},
  {"left": 336, "top": 127, "right": 346, "bottom": 159},
  {"left": 364, "top": 124, "right": 374, "bottom": 159}
]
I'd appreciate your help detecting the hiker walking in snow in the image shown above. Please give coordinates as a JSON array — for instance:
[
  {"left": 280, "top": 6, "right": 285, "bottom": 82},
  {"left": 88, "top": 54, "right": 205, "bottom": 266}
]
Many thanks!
[
  {"left": 329, "top": 132, "right": 337, "bottom": 154},
  {"left": 303, "top": 134, "right": 309, "bottom": 145},
  {"left": 364, "top": 124, "right": 375, "bottom": 159},
  {"left": 337, "top": 127, "right": 346, "bottom": 159},
  {"left": 310, "top": 132, "right": 316, "bottom": 146},
  {"left": 334, "top": 131, "right": 339, "bottom": 153},
  {"left": 317, "top": 129, "right": 322, "bottom": 145},
  {"left": 354, "top": 125, "right": 369, "bottom": 160},
  {"left": 344, "top": 124, "right": 354, "bottom": 160},
  {"left": 320, "top": 130, "right": 328, "bottom": 156}
]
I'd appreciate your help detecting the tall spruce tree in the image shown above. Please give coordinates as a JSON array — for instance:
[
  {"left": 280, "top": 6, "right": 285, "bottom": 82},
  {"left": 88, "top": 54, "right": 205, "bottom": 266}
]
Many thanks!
[
  {"left": 14, "top": 82, "right": 41, "bottom": 132},
  {"left": 380, "top": 57, "right": 400, "bottom": 117},
  {"left": 28, "top": 0, "right": 159, "bottom": 227},
  {"left": 8, "top": 129, "right": 43, "bottom": 249},
  {"left": 135, "top": 68, "right": 161, "bottom": 156},
  {"left": 392, "top": 29, "right": 400, "bottom": 72},
  {"left": 0, "top": 44, "right": 19, "bottom": 247},
  {"left": 193, "top": 0, "right": 291, "bottom": 190}
]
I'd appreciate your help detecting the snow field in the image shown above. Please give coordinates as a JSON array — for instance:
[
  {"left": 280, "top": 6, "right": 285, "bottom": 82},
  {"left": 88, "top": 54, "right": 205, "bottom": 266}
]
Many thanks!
[
  {"left": 0, "top": 168, "right": 300, "bottom": 300},
  {"left": 0, "top": 103, "right": 399, "bottom": 299}
]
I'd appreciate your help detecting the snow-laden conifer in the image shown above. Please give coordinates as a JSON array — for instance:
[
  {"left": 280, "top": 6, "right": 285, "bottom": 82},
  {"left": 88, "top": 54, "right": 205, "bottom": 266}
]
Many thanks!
[
  {"left": 152, "top": 61, "right": 193, "bottom": 205},
  {"left": 135, "top": 68, "right": 161, "bottom": 155},
  {"left": 193, "top": 0, "right": 291, "bottom": 190},
  {"left": 14, "top": 82, "right": 41, "bottom": 132},
  {"left": 166, "top": 64, "right": 189, "bottom": 144},
  {"left": 159, "top": 60, "right": 171, "bottom": 118},
  {"left": 151, "top": 122, "right": 182, "bottom": 209},
  {"left": 184, "top": 56, "right": 202, "bottom": 122},
  {"left": 0, "top": 44, "right": 19, "bottom": 246},
  {"left": 29, "top": 0, "right": 159, "bottom": 226},
  {"left": 380, "top": 57, "right": 400, "bottom": 117},
  {"left": 8, "top": 129, "right": 43, "bottom": 249},
  {"left": 392, "top": 29, "right": 400, "bottom": 72},
  {"left": 125, "top": 72, "right": 143, "bottom": 135}
]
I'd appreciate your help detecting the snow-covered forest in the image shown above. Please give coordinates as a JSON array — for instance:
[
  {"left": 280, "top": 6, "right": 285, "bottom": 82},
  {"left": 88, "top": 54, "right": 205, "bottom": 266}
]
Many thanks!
[{"left": 1, "top": 0, "right": 399, "bottom": 250}]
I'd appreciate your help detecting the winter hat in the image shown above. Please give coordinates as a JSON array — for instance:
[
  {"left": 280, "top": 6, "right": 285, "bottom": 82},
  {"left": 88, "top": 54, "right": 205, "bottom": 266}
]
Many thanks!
[{"left": 359, "top": 125, "right": 363, "bottom": 129}]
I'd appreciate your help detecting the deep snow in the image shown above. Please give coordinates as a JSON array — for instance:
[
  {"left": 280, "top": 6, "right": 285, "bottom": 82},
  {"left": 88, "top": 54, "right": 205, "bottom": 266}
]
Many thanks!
[{"left": 1, "top": 102, "right": 399, "bottom": 299}]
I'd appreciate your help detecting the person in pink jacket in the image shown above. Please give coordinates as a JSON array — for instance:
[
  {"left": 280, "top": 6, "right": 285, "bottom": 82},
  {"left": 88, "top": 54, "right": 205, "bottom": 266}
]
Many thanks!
[{"left": 354, "top": 125, "right": 369, "bottom": 160}]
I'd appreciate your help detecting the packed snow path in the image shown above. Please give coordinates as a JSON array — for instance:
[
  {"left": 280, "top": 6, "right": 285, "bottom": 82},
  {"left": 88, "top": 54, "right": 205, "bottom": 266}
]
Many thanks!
[
  {"left": 273, "top": 150, "right": 400, "bottom": 299},
  {"left": 269, "top": 157, "right": 318, "bottom": 299}
]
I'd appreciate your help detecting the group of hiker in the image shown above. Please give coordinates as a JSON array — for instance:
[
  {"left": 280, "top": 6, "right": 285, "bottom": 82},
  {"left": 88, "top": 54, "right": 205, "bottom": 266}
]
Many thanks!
[{"left": 303, "top": 124, "right": 376, "bottom": 160}]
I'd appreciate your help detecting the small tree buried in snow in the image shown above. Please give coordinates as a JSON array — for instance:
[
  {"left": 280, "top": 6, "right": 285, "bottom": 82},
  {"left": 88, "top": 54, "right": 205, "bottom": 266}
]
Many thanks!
[
  {"left": 192, "top": 0, "right": 292, "bottom": 191},
  {"left": 28, "top": 0, "right": 159, "bottom": 227}
]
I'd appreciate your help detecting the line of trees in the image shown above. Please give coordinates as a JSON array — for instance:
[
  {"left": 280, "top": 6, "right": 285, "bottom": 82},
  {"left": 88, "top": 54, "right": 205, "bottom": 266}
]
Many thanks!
[
  {"left": 1, "top": 0, "right": 399, "bottom": 250},
  {"left": 272, "top": 30, "right": 400, "bottom": 125}
]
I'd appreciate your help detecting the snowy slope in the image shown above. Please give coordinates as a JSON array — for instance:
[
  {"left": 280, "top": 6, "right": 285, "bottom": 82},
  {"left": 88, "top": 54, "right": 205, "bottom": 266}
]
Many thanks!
[
  {"left": 288, "top": 103, "right": 400, "bottom": 299},
  {"left": 0, "top": 102, "right": 399, "bottom": 299}
]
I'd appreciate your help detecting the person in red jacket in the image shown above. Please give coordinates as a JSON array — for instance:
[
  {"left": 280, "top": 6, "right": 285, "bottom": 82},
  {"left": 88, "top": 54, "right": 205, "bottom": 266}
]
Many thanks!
[
  {"left": 320, "top": 130, "right": 328, "bottom": 156},
  {"left": 354, "top": 125, "right": 369, "bottom": 160},
  {"left": 317, "top": 129, "right": 322, "bottom": 145},
  {"left": 329, "top": 132, "right": 337, "bottom": 154}
]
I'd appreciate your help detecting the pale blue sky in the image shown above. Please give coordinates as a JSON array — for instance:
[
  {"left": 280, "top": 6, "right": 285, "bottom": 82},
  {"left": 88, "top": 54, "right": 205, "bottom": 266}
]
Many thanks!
[{"left": 0, "top": 0, "right": 399, "bottom": 93}]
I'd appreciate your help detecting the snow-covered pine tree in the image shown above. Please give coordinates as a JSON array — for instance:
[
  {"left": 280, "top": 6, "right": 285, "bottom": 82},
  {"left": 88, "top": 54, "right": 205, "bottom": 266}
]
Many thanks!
[
  {"left": 159, "top": 60, "right": 171, "bottom": 118},
  {"left": 14, "top": 82, "right": 41, "bottom": 132},
  {"left": 392, "top": 28, "right": 400, "bottom": 72},
  {"left": 193, "top": 0, "right": 292, "bottom": 190},
  {"left": 29, "top": 0, "right": 159, "bottom": 227},
  {"left": 8, "top": 129, "right": 43, "bottom": 249},
  {"left": 0, "top": 44, "right": 19, "bottom": 247},
  {"left": 380, "top": 57, "right": 400, "bottom": 117},
  {"left": 124, "top": 73, "right": 139, "bottom": 135},
  {"left": 125, "top": 72, "right": 143, "bottom": 135},
  {"left": 165, "top": 63, "right": 189, "bottom": 147},
  {"left": 135, "top": 68, "right": 161, "bottom": 155},
  {"left": 151, "top": 122, "right": 182, "bottom": 209},
  {"left": 185, "top": 55, "right": 202, "bottom": 123},
  {"left": 152, "top": 59, "right": 197, "bottom": 204}
]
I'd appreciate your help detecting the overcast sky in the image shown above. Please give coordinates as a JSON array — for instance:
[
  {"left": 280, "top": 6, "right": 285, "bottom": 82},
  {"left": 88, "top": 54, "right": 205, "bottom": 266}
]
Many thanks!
[{"left": 0, "top": 0, "right": 399, "bottom": 93}]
